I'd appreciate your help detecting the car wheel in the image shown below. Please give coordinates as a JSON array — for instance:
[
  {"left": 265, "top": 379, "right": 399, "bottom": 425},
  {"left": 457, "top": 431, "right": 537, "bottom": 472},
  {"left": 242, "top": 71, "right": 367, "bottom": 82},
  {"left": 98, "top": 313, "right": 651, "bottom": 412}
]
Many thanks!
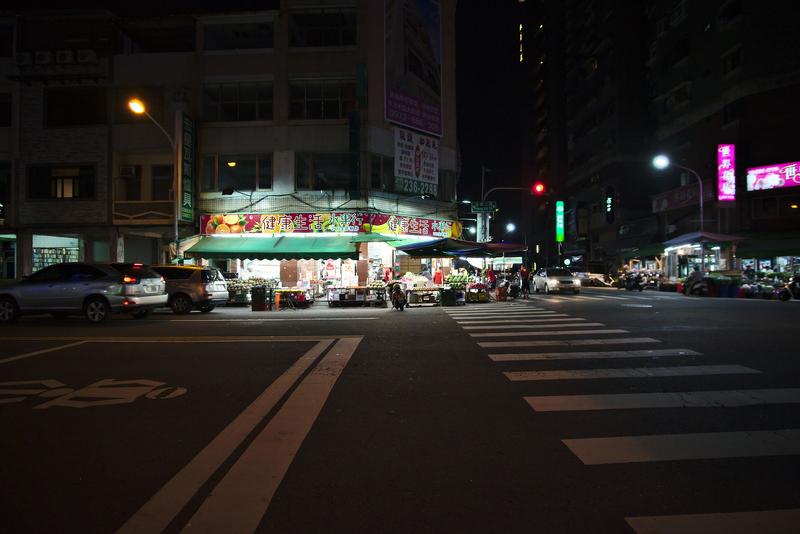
[
  {"left": 544, "top": 283, "right": 550, "bottom": 294},
  {"left": 84, "top": 297, "right": 111, "bottom": 324},
  {"left": 199, "top": 304, "right": 215, "bottom": 313},
  {"left": 0, "top": 296, "right": 19, "bottom": 323},
  {"left": 170, "top": 294, "right": 193, "bottom": 315},
  {"left": 132, "top": 309, "right": 153, "bottom": 319}
]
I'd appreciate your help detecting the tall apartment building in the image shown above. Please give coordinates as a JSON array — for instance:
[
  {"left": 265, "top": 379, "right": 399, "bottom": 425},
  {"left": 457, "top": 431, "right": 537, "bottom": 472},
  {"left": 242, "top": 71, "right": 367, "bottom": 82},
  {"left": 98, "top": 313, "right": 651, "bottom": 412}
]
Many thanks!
[{"left": 0, "top": 1, "right": 459, "bottom": 279}]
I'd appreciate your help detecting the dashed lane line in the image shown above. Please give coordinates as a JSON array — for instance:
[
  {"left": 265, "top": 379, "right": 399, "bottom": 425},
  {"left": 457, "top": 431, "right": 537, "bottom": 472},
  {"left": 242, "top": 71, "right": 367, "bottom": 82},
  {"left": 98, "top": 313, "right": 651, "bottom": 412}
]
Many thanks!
[
  {"left": 478, "top": 338, "right": 660, "bottom": 348},
  {"left": 489, "top": 348, "right": 700, "bottom": 361},
  {"left": 470, "top": 329, "right": 629, "bottom": 338},
  {"left": 462, "top": 323, "right": 604, "bottom": 330},
  {"left": 0, "top": 341, "right": 88, "bottom": 365},
  {"left": 455, "top": 317, "right": 579, "bottom": 324},
  {"left": 504, "top": 364, "right": 760, "bottom": 382}
]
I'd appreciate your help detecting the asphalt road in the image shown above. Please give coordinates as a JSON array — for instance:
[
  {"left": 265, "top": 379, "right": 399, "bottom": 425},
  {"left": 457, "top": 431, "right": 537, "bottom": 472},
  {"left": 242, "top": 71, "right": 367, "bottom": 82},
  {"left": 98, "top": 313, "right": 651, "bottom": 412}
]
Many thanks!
[{"left": 2, "top": 288, "right": 799, "bottom": 533}]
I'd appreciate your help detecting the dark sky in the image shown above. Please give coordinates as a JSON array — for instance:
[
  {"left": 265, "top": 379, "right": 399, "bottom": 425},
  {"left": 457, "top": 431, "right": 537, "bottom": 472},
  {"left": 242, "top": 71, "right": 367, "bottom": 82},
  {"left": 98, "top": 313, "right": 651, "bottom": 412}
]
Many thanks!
[{"left": 455, "top": 2, "right": 524, "bottom": 222}]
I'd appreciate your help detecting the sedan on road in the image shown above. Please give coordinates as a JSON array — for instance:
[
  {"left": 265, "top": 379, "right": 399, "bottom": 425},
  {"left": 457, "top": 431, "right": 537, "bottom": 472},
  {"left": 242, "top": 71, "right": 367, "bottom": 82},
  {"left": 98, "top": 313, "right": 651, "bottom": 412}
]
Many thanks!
[
  {"left": 0, "top": 262, "right": 167, "bottom": 324},
  {"left": 532, "top": 268, "right": 581, "bottom": 294}
]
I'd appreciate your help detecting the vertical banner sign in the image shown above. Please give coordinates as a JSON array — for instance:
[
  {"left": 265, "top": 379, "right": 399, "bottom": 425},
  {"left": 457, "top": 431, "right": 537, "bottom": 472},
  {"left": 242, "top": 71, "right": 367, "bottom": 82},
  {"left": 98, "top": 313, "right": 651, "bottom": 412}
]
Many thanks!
[
  {"left": 717, "top": 144, "right": 736, "bottom": 202},
  {"left": 176, "top": 111, "right": 195, "bottom": 223},
  {"left": 394, "top": 127, "right": 439, "bottom": 196},
  {"left": 384, "top": 0, "right": 443, "bottom": 137},
  {"left": 555, "top": 201, "right": 565, "bottom": 243}
]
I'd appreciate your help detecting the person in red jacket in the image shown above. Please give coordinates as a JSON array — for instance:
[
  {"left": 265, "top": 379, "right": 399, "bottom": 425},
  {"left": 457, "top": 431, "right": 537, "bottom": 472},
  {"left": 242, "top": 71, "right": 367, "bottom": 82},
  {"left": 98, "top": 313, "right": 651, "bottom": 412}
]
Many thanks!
[{"left": 433, "top": 268, "right": 443, "bottom": 285}]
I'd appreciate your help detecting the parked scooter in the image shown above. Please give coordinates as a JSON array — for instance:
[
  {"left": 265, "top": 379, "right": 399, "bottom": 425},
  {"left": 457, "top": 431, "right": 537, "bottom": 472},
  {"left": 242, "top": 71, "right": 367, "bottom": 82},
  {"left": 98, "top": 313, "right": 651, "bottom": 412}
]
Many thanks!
[
  {"left": 777, "top": 274, "right": 800, "bottom": 301},
  {"left": 390, "top": 283, "right": 407, "bottom": 310},
  {"left": 625, "top": 272, "right": 645, "bottom": 291},
  {"left": 683, "top": 279, "right": 709, "bottom": 296}
]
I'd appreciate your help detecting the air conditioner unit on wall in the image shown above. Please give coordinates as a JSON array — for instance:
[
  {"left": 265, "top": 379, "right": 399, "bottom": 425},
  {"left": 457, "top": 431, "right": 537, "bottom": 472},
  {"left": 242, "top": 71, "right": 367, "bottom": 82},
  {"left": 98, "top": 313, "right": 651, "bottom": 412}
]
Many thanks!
[
  {"left": 15, "top": 52, "right": 32, "bottom": 65},
  {"left": 34, "top": 51, "right": 53, "bottom": 65},
  {"left": 77, "top": 49, "right": 97, "bottom": 64},
  {"left": 55, "top": 50, "right": 74, "bottom": 64},
  {"left": 119, "top": 165, "right": 138, "bottom": 178}
]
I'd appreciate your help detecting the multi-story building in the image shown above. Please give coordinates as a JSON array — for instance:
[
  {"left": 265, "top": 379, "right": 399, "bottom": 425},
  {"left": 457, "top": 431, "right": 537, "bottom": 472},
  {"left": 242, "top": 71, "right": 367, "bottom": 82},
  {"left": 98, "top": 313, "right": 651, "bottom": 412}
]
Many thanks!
[{"left": 0, "top": 1, "right": 459, "bottom": 283}]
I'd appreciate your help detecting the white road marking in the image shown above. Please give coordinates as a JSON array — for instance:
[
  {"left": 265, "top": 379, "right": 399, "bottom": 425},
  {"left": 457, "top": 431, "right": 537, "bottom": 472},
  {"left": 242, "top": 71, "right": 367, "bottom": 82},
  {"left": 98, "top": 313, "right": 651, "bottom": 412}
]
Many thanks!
[
  {"left": 449, "top": 313, "right": 561, "bottom": 320},
  {"left": 166, "top": 317, "right": 379, "bottom": 322},
  {"left": 446, "top": 310, "right": 551, "bottom": 316},
  {"left": 184, "top": 337, "right": 362, "bottom": 533},
  {"left": 0, "top": 341, "right": 88, "bottom": 365},
  {"left": 489, "top": 348, "right": 700, "bottom": 361},
  {"left": 625, "top": 508, "right": 800, "bottom": 534},
  {"left": 563, "top": 428, "right": 800, "bottom": 465},
  {"left": 456, "top": 316, "right": 579, "bottom": 324},
  {"left": 470, "top": 329, "right": 629, "bottom": 338},
  {"left": 479, "top": 337, "right": 660, "bottom": 348},
  {"left": 621, "top": 304, "right": 653, "bottom": 308},
  {"left": 525, "top": 388, "right": 800, "bottom": 412},
  {"left": 117, "top": 339, "right": 335, "bottom": 534},
  {"left": 462, "top": 322, "right": 604, "bottom": 330},
  {"left": 505, "top": 364, "right": 759, "bottom": 381}
]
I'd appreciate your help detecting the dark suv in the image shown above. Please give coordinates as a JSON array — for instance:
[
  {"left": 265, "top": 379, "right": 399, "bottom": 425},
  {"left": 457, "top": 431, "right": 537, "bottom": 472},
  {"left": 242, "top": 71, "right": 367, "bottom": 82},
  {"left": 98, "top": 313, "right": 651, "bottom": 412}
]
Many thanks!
[{"left": 151, "top": 265, "right": 228, "bottom": 314}]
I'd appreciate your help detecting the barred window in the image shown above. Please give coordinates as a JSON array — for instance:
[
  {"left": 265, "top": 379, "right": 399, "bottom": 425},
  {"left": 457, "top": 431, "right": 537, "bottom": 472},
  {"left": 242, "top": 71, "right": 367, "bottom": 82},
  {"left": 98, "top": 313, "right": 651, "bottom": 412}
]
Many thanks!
[
  {"left": 289, "top": 12, "right": 356, "bottom": 47},
  {"left": 289, "top": 80, "right": 355, "bottom": 120},
  {"left": 203, "top": 82, "right": 273, "bottom": 122},
  {"left": 201, "top": 154, "right": 272, "bottom": 192}
]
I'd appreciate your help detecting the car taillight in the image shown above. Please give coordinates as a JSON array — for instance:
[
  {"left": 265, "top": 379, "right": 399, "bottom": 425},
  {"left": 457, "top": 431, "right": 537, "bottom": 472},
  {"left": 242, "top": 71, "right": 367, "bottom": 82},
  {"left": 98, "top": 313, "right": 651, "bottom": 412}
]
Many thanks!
[{"left": 123, "top": 276, "right": 138, "bottom": 284}]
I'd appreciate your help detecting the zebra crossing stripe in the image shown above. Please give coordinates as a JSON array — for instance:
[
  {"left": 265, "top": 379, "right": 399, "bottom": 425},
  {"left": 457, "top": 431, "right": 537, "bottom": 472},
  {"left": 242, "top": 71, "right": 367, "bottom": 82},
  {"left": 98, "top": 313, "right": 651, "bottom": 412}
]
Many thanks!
[
  {"left": 563, "top": 428, "right": 800, "bottom": 465},
  {"left": 525, "top": 388, "right": 800, "bottom": 412},
  {"left": 456, "top": 316, "right": 578, "bottom": 324},
  {"left": 479, "top": 337, "right": 660, "bottom": 348},
  {"left": 488, "top": 348, "right": 700, "bottom": 361},
  {"left": 470, "top": 329, "right": 629, "bottom": 338},
  {"left": 462, "top": 322, "right": 604, "bottom": 330},
  {"left": 448, "top": 313, "right": 560, "bottom": 319},
  {"left": 625, "top": 508, "right": 800, "bottom": 534},
  {"left": 505, "top": 364, "right": 759, "bottom": 381}
]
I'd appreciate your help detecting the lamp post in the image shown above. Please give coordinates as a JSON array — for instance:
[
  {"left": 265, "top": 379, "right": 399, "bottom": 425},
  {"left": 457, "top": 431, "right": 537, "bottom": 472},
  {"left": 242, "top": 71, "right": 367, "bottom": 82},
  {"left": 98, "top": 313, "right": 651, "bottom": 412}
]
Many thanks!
[
  {"left": 128, "top": 98, "right": 180, "bottom": 261},
  {"left": 652, "top": 154, "right": 705, "bottom": 273}
]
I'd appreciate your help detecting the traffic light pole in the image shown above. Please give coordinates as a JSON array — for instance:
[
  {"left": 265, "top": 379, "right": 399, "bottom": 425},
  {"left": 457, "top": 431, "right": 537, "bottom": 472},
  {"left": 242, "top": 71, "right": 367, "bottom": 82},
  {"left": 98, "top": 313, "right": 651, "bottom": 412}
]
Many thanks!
[{"left": 477, "top": 186, "right": 535, "bottom": 243}]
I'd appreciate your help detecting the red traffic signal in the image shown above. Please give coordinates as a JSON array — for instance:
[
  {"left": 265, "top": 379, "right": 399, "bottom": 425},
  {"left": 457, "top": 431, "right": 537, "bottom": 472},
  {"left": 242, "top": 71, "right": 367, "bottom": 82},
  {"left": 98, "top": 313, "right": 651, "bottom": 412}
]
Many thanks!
[{"left": 532, "top": 181, "right": 546, "bottom": 196}]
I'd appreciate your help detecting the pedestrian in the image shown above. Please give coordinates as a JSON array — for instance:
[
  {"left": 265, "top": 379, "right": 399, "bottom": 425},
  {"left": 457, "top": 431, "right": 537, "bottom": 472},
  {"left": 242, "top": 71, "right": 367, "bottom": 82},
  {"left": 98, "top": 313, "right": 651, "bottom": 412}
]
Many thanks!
[
  {"left": 520, "top": 265, "right": 530, "bottom": 299},
  {"left": 433, "top": 268, "right": 443, "bottom": 285}
]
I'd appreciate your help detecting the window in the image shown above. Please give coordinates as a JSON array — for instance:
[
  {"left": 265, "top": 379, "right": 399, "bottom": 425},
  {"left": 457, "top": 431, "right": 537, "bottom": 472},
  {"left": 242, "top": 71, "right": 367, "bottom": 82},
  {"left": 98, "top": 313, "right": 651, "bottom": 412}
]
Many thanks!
[
  {"left": 289, "top": 11, "right": 356, "bottom": 47},
  {"left": 295, "top": 153, "right": 352, "bottom": 190},
  {"left": 370, "top": 155, "right": 394, "bottom": 192},
  {"left": 152, "top": 266, "right": 193, "bottom": 280},
  {"left": 119, "top": 165, "right": 142, "bottom": 201},
  {"left": 201, "top": 155, "right": 272, "bottom": 192},
  {"left": 204, "top": 22, "right": 273, "bottom": 50},
  {"left": 151, "top": 165, "right": 173, "bottom": 201},
  {"left": 115, "top": 87, "right": 162, "bottom": 123},
  {"left": 0, "top": 93, "right": 10, "bottom": 127},
  {"left": 721, "top": 47, "right": 741, "bottom": 75},
  {"left": 63, "top": 264, "right": 106, "bottom": 281},
  {"left": 203, "top": 82, "right": 273, "bottom": 122},
  {"left": 28, "top": 165, "right": 95, "bottom": 200},
  {"left": 45, "top": 87, "right": 107, "bottom": 127},
  {"left": 663, "top": 83, "right": 691, "bottom": 112},
  {"left": 289, "top": 80, "right": 355, "bottom": 120},
  {"left": 27, "top": 264, "right": 65, "bottom": 283}
]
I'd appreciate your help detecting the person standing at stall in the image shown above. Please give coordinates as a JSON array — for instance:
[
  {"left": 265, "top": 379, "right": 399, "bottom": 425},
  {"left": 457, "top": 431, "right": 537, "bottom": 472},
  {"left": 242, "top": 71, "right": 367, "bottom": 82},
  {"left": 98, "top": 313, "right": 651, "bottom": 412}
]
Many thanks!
[
  {"left": 520, "top": 265, "right": 530, "bottom": 299},
  {"left": 433, "top": 268, "right": 443, "bottom": 285}
]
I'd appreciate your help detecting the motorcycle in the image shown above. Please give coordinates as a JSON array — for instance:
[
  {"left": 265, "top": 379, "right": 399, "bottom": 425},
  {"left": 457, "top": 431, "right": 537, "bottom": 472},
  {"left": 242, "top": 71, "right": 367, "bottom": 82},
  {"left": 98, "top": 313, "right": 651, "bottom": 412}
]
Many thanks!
[
  {"left": 683, "top": 278, "right": 709, "bottom": 296},
  {"left": 390, "top": 283, "right": 407, "bottom": 310},
  {"left": 624, "top": 272, "right": 645, "bottom": 291},
  {"left": 777, "top": 274, "right": 800, "bottom": 301}
]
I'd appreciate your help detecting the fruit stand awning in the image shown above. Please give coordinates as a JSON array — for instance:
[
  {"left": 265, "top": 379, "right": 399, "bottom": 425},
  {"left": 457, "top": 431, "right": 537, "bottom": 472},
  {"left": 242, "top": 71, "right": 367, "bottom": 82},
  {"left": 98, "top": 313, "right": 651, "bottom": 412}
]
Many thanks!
[
  {"left": 184, "top": 236, "right": 359, "bottom": 260},
  {"left": 620, "top": 243, "right": 665, "bottom": 260},
  {"left": 394, "top": 238, "right": 488, "bottom": 257},
  {"left": 349, "top": 233, "right": 402, "bottom": 243}
]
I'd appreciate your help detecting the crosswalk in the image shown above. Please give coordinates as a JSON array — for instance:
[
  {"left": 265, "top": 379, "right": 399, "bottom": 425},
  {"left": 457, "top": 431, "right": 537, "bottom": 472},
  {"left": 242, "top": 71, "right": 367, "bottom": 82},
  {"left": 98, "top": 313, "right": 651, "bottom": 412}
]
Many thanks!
[{"left": 442, "top": 301, "right": 800, "bottom": 532}]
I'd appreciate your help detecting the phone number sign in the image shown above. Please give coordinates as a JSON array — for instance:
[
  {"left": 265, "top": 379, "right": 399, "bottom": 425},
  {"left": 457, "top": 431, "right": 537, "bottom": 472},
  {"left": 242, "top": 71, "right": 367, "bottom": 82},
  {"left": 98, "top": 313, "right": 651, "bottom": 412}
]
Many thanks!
[{"left": 394, "top": 127, "right": 439, "bottom": 196}]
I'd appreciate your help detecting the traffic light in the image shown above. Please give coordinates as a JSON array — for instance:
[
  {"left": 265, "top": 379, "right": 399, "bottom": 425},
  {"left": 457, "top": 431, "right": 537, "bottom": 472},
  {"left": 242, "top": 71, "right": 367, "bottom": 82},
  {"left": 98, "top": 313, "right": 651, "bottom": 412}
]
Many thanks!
[
  {"left": 532, "top": 181, "right": 546, "bottom": 196},
  {"left": 605, "top": 186, "right": 615, "bottom": 223}
]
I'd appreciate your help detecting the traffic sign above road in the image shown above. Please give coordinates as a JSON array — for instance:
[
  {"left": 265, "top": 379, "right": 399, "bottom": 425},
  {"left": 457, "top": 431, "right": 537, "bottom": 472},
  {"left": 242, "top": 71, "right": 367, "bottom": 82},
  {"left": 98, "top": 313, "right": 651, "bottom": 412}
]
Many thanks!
[{"left": 471, "top": 201, "right": 497, "bottom": 213}]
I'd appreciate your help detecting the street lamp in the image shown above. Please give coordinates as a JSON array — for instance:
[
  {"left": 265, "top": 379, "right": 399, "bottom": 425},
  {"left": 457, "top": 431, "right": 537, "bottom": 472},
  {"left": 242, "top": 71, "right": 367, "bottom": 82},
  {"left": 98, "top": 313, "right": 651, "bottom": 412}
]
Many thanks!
[
  {"left": 505, "top": 222, "right": 516, "bottom": 233},
  {"left": 468, "top": 227, "right": 477, "bottom": 235},
  {"left": 652, "top": 154, "right": 706, "bottom": 272},
  {"left": 128, "top": 98, "right": 180, "bottom": 260}
]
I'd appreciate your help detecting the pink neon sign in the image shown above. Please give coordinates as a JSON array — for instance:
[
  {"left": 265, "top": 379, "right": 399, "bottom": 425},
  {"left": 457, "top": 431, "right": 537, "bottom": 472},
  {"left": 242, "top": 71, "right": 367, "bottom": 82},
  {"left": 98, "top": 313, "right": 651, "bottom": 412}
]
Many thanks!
[
  {"left": 717, "top": 144, "right": 736, "bottom": 201},
  {"left": 746, "top": 161, "right": 800, "bottom": 191}
]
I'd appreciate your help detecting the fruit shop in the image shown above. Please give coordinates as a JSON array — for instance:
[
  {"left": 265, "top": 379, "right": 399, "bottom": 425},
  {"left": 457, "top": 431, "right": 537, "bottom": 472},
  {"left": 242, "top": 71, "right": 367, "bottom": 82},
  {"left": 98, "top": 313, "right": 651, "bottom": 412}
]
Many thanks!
[{"left": 184, "top": 211, "right": 462, "bottom": 305}]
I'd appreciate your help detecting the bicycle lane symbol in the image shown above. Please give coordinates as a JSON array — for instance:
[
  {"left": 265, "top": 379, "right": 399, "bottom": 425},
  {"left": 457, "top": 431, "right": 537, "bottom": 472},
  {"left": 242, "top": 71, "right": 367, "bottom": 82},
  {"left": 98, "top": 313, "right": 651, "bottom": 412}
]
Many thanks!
[{"left": 0, "top": 379, "right": 187, "bottom": 409}]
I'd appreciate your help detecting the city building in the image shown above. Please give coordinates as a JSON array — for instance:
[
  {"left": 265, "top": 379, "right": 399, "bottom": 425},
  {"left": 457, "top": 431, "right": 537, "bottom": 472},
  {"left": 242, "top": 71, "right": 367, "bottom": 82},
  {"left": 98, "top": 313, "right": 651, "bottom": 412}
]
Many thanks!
[{"left": 0, "top": 1, "right": 459, "bottom": 284}]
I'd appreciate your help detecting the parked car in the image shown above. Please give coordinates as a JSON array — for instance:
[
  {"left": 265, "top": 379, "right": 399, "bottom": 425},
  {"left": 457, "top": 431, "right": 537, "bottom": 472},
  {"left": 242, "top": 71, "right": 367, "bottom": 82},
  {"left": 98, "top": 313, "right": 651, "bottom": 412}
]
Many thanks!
[
  {"left": 150, "top": 264, "right": 228, "bottom": 314},
  {"left": 532, "top": 268, "right": 582, "bottom": 294},
  {"left": 0, "top": 262, "right": 166, "bottom": 324}
]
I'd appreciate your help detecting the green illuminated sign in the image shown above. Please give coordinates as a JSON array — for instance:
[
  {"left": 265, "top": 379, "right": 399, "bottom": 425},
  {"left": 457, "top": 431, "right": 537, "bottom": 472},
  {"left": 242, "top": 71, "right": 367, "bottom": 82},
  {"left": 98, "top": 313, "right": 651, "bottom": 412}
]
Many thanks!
[{"left": 555, "top": 200, "right": 565, "bottom": 243}]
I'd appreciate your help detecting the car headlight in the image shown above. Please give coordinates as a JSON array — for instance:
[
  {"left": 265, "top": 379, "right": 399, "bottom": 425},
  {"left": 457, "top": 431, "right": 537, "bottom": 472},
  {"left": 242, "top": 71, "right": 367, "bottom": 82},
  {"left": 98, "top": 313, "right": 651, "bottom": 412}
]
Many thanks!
[
  {"left": 574, "top": 279, "right": 581, "bottom": 286},
  {"left": 550, "top": 280, "right": 560, "bottom": 285}
]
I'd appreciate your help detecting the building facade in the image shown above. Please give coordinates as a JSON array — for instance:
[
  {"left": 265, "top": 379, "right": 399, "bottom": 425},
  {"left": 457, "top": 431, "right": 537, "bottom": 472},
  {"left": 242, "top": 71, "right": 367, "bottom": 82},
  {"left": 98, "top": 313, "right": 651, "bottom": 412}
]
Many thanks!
[{"left": 0, "top": 0, "right": 459, "bottom": 279}]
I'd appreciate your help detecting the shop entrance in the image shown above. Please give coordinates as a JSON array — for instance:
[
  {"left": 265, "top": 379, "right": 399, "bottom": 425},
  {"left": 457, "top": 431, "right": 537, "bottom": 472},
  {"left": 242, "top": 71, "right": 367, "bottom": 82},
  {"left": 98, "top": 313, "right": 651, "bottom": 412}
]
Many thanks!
[
  {"left": 0, "top": 233, "right": 16, "bottom": 279},
  {"left": 32, "top": 234, "right": 82, "bottom": 272}
]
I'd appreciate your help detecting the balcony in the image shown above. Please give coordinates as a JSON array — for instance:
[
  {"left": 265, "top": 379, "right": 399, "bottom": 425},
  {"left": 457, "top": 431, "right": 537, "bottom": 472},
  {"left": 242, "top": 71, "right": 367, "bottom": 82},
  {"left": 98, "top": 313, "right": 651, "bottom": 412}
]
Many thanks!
[{"left": 113, "top": 200, "right": 174, "bottom": 225}]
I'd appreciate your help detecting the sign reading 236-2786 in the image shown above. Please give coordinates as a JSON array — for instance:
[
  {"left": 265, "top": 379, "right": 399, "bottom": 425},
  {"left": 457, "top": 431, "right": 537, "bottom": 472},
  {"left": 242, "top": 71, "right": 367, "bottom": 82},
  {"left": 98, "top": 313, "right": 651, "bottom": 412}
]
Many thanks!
[{"left": 395, "top": 177, "right": 438, "bottom": 196}]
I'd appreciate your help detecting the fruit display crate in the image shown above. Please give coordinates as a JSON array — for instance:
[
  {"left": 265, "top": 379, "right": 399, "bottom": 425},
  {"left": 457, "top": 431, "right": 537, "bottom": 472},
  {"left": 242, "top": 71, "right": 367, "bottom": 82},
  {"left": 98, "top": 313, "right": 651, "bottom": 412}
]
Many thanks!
[
  {"left": 327, "top": 287, "right": 388, "bottom": 307},
  {"left": 466, "top": 288, "right": 489, "bottom": 302},
  {"left": 405, "top": 288, "right": 441, "bottom": 307}
]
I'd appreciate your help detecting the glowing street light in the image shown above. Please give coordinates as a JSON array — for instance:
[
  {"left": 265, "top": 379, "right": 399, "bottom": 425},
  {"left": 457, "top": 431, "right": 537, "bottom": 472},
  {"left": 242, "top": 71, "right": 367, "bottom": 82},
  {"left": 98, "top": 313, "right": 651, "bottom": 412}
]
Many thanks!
[
  {"left": 652, "top": 154, "right": 670, "bottom": 170},
  {"left": 506, "top": 222, "right": 516, "bottom": 233},
  {"left": 128, "top": 98, "right": 146, "bottom": 115},
  {"left": 468, "top": 227, "right": 477, "bottom": 235}
]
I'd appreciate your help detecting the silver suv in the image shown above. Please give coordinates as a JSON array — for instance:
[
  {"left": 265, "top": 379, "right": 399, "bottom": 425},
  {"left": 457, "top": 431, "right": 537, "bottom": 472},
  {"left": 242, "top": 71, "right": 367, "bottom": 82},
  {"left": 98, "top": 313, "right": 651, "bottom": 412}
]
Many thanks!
[
  {"left": 151, "top": 265, "right": 228, "bottom": 314},
  {"left": 0, "top": 263, "right": 167, "bottom": 324}
]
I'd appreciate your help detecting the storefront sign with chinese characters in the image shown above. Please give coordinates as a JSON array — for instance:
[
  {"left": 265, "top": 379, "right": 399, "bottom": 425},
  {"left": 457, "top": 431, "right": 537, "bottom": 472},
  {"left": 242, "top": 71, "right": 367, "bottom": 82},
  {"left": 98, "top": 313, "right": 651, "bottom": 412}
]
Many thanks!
[
  {"left": 651, "top": 180, "right": 714, "bottom": 213},
  {"left": 746, "top": 161, "right": 800, "bottom": 191},
  {"left": 717, "top": 144, "right": 736, "bottom": 202},
  {"left": 201, "top": 212, "right": 457, "bottom": 238}
]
